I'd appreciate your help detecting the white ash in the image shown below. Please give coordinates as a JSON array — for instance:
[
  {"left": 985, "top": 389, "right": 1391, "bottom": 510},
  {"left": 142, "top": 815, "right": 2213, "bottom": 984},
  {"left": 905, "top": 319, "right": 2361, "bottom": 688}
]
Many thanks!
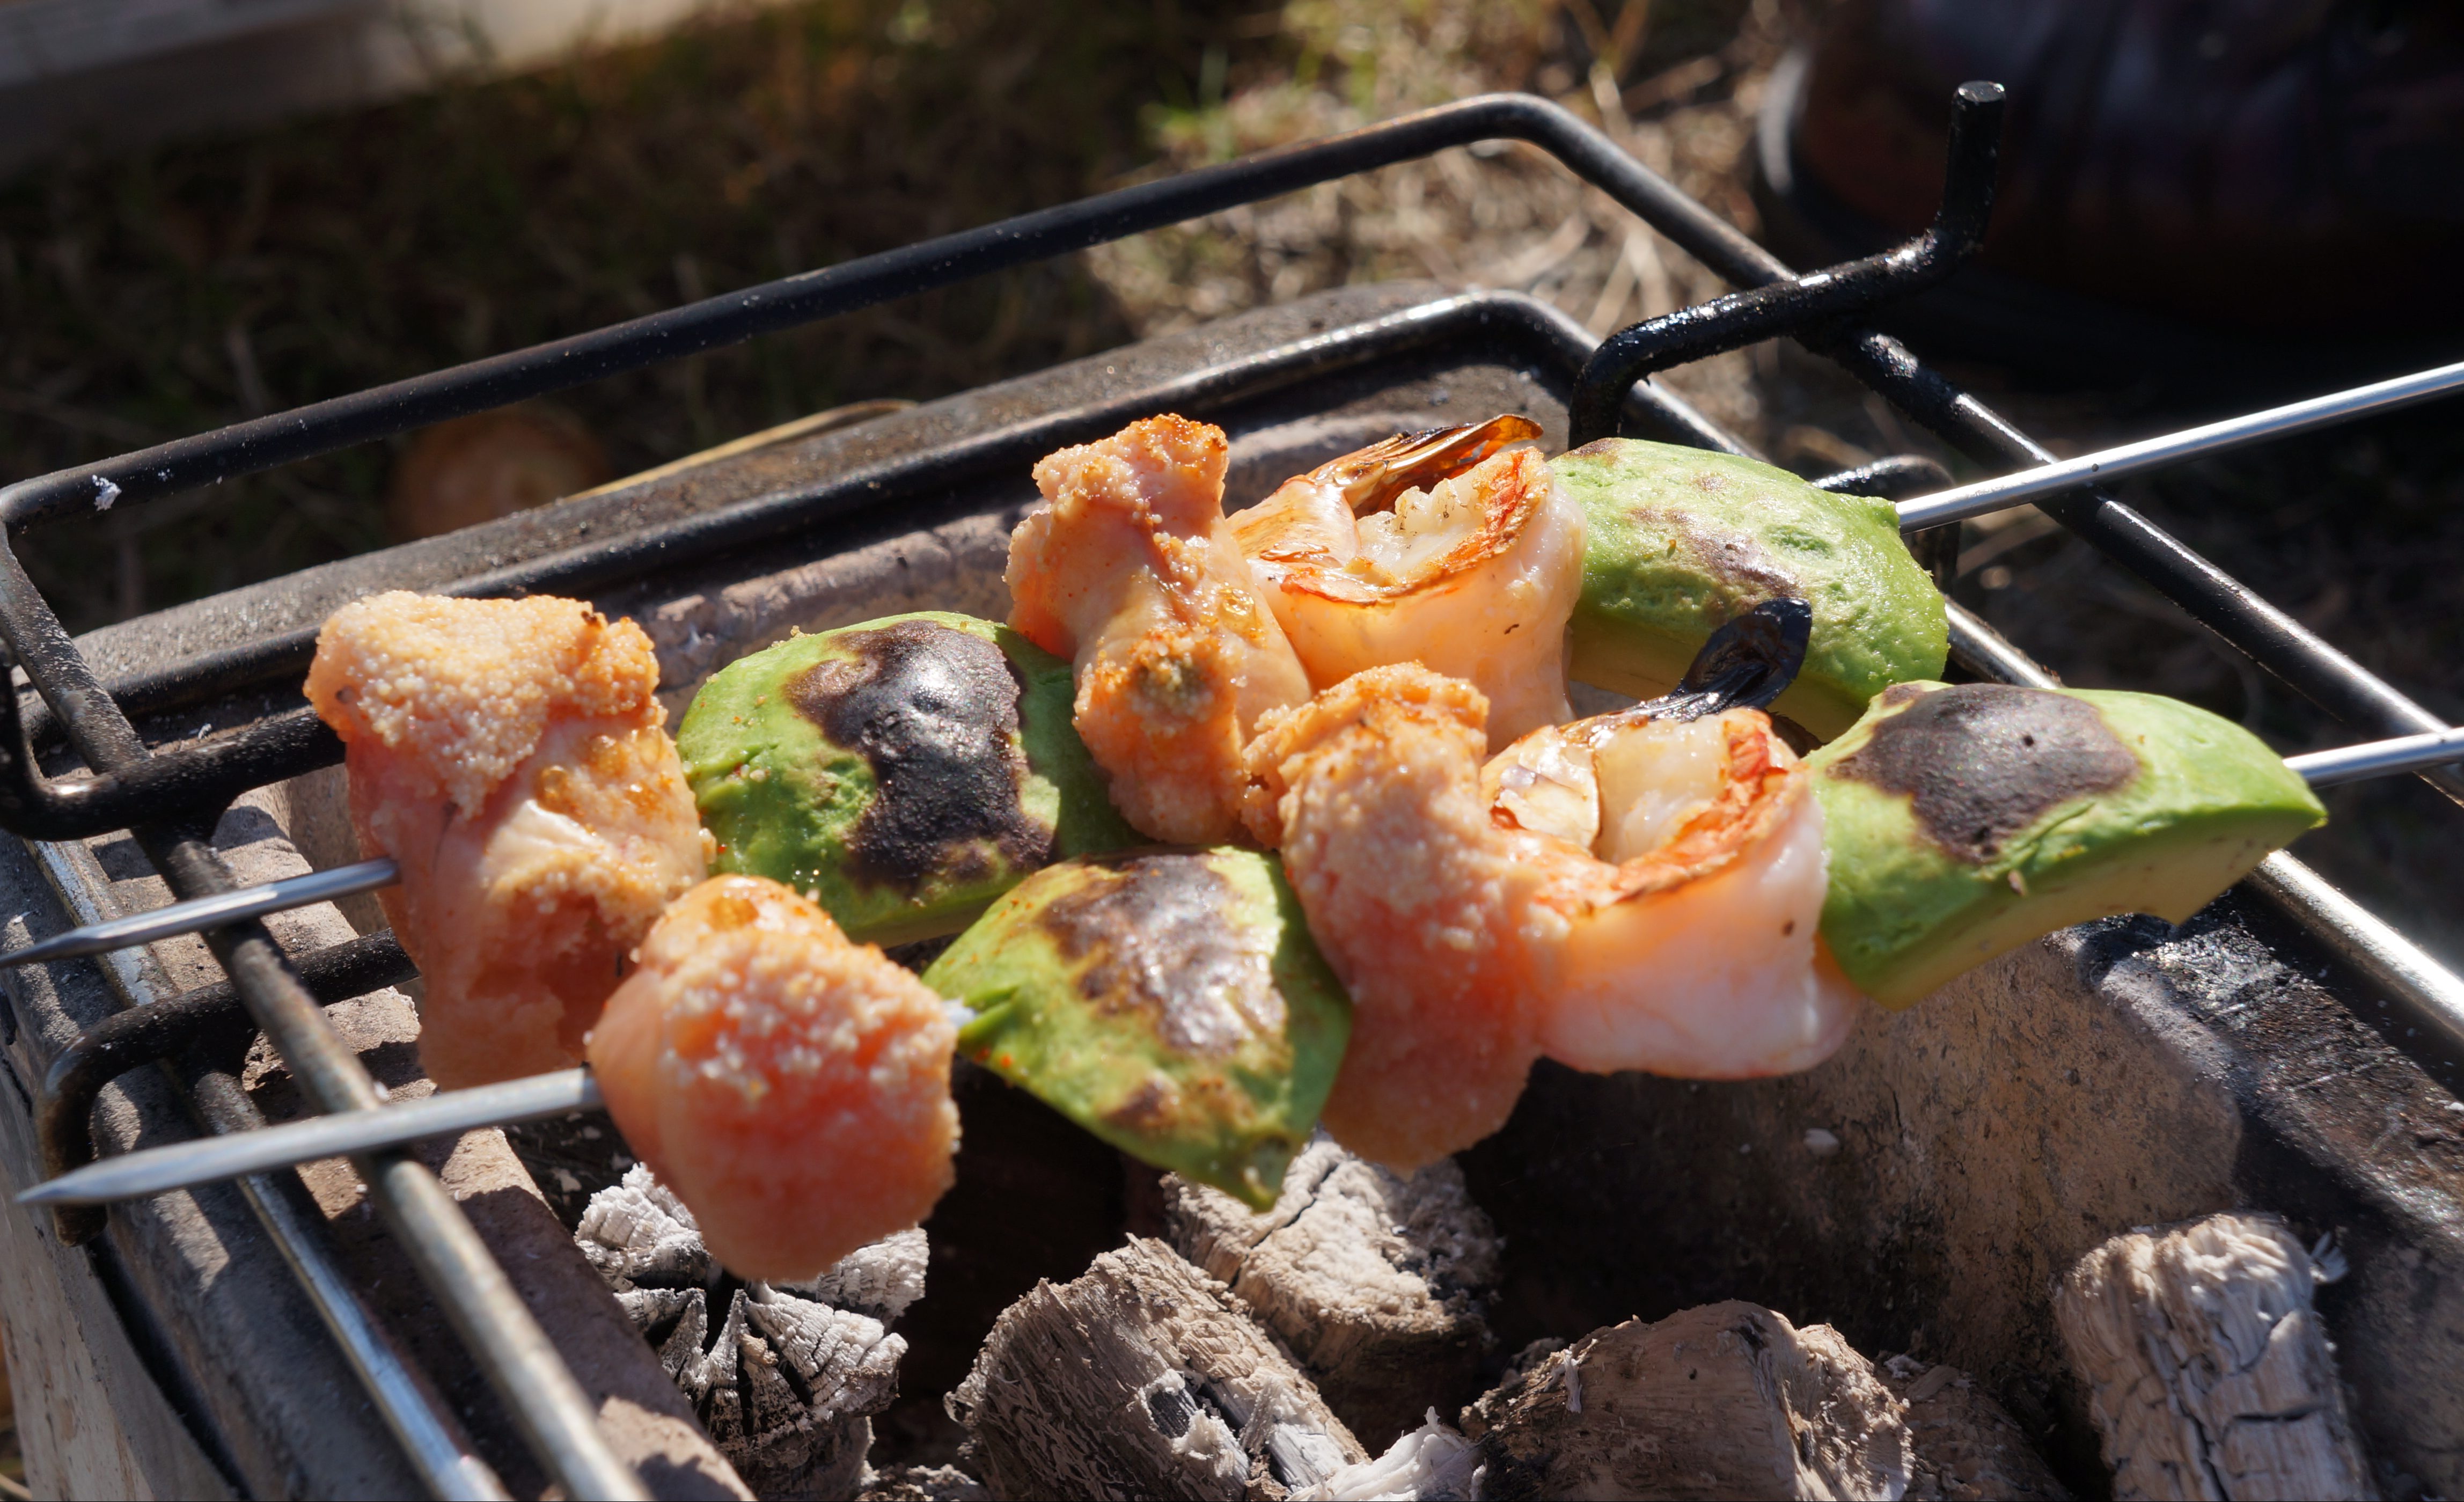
[
  {"left": 577, "top": 1164, "right": 713, "bottom": 1287},
  {"left": 575, "top": 1164, "right": 929, "bottom": 1497},
  {"left": 948, "top": 1236, "right": 1368, "bottom": 1501},
  {"left": 2056, "top": 1213, "right": 2374, "bottom": 1501},
  {"left": 1300, "top": 1409, "right": 1484, "bottom": 1502},
  {"left": 1165, "top": 1133, "right": 1502, "bottom": 1449},
  {"left": 855, "top": 1464, "right": 991, "bottom": 1502}
]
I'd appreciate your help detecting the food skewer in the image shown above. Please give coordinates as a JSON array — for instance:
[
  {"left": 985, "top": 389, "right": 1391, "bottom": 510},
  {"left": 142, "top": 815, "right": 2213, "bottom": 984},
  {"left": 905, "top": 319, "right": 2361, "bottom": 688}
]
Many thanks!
[
  {"left": 25, "top": 720, "right": 2454, "bottom": 1213},
  {"left": 9, "top": 722, "right": 2453, "bottom": 977}
]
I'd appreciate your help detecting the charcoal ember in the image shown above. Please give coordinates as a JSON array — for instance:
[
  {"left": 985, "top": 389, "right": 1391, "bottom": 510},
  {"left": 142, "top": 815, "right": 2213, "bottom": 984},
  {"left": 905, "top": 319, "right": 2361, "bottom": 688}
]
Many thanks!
[
  {"left": 1462, "top": 1302, "right": 1910, "bottom": 1500},
  {"left": 2056, "top": 1214, "right": 2374, "bottom": 1502},
  {"left": 947, "top": 1236, "right": 1367, "bottom": 1501},
  {"left": 1879, "top": 1357, "right": 2069, "bottom": 1501},
  {"left": 1164, "top": 1135, "right": 1501, "bottom": 1448},
  {"left": 579, "top": 1165, "right": 928, "bottom": 1499},
  {"left": 855, "top": 1464, "right": 992, "bottom": 1501}
]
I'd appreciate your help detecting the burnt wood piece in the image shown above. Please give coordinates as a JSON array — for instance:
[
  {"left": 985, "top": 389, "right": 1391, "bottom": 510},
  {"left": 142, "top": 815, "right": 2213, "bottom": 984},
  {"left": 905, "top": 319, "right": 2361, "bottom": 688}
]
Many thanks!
[
  {"left": 1164, "top": 1135, "right": 1501, "bottom": 1450},
  {"left": 2056, "top": 1214, "right": 2375, "bottom": 1501},
  {"left": 1462, "top": 1302, "right": 1910, "bottom": 1500},
  {"left": 578, "top": 1166, "right": 928, "bottom": 1500},
  {"left": 1878, "top": 1356, "right": 2070, "bottom": 1501},
  {"left": 947, "top": 1236, "right": 1367, "bottom": 1502}
]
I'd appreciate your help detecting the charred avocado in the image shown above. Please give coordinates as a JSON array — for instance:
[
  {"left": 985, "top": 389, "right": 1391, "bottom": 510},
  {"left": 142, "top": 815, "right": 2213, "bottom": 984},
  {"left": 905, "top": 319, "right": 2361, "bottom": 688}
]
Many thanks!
[
  {"left": 922, "top": 848, "right": 1351, "bottom": 1208},
  {"left": 676, "top": 612, "right": 1135, "bottom": 946},
  {"left": 1552, "top": 438, "right": 1946, "bottom": 738},
  {"left": 1807, "top": 682, "right": 2326, "bottom": 1008}
]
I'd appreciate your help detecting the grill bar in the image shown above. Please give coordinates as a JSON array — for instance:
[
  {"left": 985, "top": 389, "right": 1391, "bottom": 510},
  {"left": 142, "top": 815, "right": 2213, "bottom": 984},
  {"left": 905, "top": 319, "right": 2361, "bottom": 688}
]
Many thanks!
[{"left": 21, "top": 836, "right": 506, "bottom": 1499}]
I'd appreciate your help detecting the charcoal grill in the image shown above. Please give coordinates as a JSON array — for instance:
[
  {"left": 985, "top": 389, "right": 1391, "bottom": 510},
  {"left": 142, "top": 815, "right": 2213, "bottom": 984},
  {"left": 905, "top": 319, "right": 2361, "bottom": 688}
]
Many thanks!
[{"left": 1, "top": 87, "right": 2460, "bottom": 1499}]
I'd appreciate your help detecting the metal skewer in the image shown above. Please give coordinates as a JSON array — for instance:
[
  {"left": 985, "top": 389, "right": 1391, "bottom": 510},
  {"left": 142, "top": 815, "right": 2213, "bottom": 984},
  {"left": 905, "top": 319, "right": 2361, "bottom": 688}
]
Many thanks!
[
  {"left": 0, "top": 855, "right": 398, "bottom": 969},
  {"left": 26, "top": 993, "right": 985, "bottom": 1210},
  {"left": 1894, "top": 356, "right": 2464, "bottom": 533},
  {"left": 19, "top": 1067, "right": 603, "bottom": 1207},
  {"left": 2284, "top": 727, "right": 2464, "bottom": 789}
]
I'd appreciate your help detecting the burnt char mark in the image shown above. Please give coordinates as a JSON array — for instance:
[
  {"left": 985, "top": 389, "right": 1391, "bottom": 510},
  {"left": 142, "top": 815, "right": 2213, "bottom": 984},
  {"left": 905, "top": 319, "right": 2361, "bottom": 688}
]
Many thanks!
[
  {"left": 1038, "top": 852, "right": 1282, "bottom": 1058},
  {"left": 1831, "top": 685, "right": 2139, "bottom": 863},
  {"left": 1633, "top": 504, "right": 1798, "bottom": 607},
  {"left": 787, "top": 619, "right": 1053, "bottom": 893}
]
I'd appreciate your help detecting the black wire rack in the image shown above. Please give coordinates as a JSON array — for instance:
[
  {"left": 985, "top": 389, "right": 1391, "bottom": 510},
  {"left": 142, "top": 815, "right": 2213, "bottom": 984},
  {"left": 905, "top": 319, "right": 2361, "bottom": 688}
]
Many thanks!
[{"left": 4, "top": 86, "right": 2461, "bottom": 1499}]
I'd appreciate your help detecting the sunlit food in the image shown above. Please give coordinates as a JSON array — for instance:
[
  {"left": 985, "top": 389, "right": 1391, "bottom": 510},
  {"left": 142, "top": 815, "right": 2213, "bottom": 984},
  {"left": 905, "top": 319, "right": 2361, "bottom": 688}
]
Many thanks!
[
  {"left": 587, "top": 874, "right": 960, "bottom": 1281},
  {"left": 1553, "top": 437, "right": 1947, "bottom": 739},
  {"left": 1807, "top": 682, "right": 2328, "bottom": 1007},
  {"left": 305, "top": 591, "right": 706, "bottom": 1089},
  {"left": 1231, "top": 415, "right": 1584, "bottom": 750},
  {"left": 1483, "top": 705, "right": 1859, "bottom": 1078},
  {"left": 1006, "top": 414, "right": 1312, "bottom": 844},
  {"left": 922, "top": 847, "right": 1350, "bottom": 1208},
  {"left": 1240, "top": 664, "right": 1545, "bottom": 1171}
]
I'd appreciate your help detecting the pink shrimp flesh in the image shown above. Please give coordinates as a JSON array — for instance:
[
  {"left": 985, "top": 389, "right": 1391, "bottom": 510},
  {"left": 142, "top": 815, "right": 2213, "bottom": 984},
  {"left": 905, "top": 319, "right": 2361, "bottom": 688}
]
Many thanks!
[
  {"left": 305, "top": 592, "right": 707, "bottom": 1089},
  {"left": 1007, "top": 414, "right": 1311, "bottom": 844},
  {"left": 1483, "top": 706, "right": 1861, "bottom": 1078},
  {"left": 587, "top": 875, "right": 959, "bottom": 1281},
  {"left": 1230, "top": 415, "right": 1583, "bottom": 750}
]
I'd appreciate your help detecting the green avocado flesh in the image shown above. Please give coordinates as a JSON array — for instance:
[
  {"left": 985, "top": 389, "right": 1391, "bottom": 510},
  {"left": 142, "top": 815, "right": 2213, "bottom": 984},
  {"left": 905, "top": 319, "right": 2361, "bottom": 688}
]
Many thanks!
[
  {"left": 1551, "top": 438, "right": 1948, "bottom": 739},
  {"left": 1807, "top": 682, "right": 2326, "bottom": 1009},
  {"left": 676, "top": 612, "right": 1136, "bottom": 946},
  {"left": 922, "top": 848, "right": 1352, "bottom": 1209}
]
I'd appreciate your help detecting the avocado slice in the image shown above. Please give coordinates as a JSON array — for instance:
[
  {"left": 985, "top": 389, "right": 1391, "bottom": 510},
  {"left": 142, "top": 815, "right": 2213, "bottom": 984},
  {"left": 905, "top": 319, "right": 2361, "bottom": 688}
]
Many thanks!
[
  {"left": 923, "top": 848, "right": 1351, "bottom": 1208},
  {"left": 676, "top": 611, "right": 1136, "bottom": 946},
  {"left": 1552, "top": 438, "right": 1947, "bottom": 738},
  {"left": 1807, "top": 681, "right": 2326, "bottom": 1008}
]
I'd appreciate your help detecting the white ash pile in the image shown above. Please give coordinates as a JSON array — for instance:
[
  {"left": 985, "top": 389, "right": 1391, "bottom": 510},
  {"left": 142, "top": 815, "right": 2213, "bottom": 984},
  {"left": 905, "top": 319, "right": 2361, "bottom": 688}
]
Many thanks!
[
  {"left": 948, "top": 1236, "right": 1368, "bottom": 1501},
  {"left": 2056, "top": 1213, "right": 2374, "bottom": 1502},
  {"left": 577, "top": 1164, "right": 928, "bottom": 1499},
  {"left": 1165, "top": 1134, "right": 1504, "bottom": 1449}
]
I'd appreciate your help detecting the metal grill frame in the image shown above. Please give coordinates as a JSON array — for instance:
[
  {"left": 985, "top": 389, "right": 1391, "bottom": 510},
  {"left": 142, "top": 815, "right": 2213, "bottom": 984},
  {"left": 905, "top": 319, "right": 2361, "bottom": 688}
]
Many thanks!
[{"left": 2, "top": 89, "right": 2460, "bottom": 1498}]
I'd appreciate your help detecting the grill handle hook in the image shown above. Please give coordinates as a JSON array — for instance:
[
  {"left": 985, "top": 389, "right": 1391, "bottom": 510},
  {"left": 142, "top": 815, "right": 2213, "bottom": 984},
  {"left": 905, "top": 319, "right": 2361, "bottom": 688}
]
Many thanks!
[{"left": 1566, "top": 80, "right": 2005, "bottom": 451}]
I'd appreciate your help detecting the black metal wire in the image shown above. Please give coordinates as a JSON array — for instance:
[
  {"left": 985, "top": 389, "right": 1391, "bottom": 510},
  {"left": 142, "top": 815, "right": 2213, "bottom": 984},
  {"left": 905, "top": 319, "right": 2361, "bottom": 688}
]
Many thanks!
[
  {"left": 1567, "top": 82, "right": 2004, "bottom": 450},
  {"left": 38, "top": 930, "right": 414, "bottom": 1243}
]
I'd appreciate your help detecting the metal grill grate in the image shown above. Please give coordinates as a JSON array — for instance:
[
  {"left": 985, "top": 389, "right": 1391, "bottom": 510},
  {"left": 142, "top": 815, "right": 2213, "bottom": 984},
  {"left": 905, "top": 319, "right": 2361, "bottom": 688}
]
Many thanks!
[{"left": 2, "top": 89, "right": 2459, "bottom": 1498}]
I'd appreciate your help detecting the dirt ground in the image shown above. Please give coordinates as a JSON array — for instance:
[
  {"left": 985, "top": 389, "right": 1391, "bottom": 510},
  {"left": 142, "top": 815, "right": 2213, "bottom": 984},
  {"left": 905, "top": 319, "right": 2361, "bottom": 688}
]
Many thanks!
[{"left": 0, "top": 2, "right": 2453, "bottom": 940}]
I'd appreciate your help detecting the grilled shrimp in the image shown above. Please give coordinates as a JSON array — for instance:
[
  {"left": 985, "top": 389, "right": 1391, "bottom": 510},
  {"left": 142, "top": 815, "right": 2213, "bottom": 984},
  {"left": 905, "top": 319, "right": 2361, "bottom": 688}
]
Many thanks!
[
  {"left": 305, "top": 592, "right": 707, "bottom": 1089},
  {"left": 1240, "top": 665, "right": 1545, "bottom": 1171},
  {"left": 1484, "top": 706, "right": 1860, "bottom": 1078},
  {"left": 1230, "top": 415, "right": 1583, "bottom": 750},
  {"left": 1008, "top": 415, "right": 1311, "bottom": 844},
  {"left": 588, "top": 875, "right": 959, "bottom": 1280}
]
